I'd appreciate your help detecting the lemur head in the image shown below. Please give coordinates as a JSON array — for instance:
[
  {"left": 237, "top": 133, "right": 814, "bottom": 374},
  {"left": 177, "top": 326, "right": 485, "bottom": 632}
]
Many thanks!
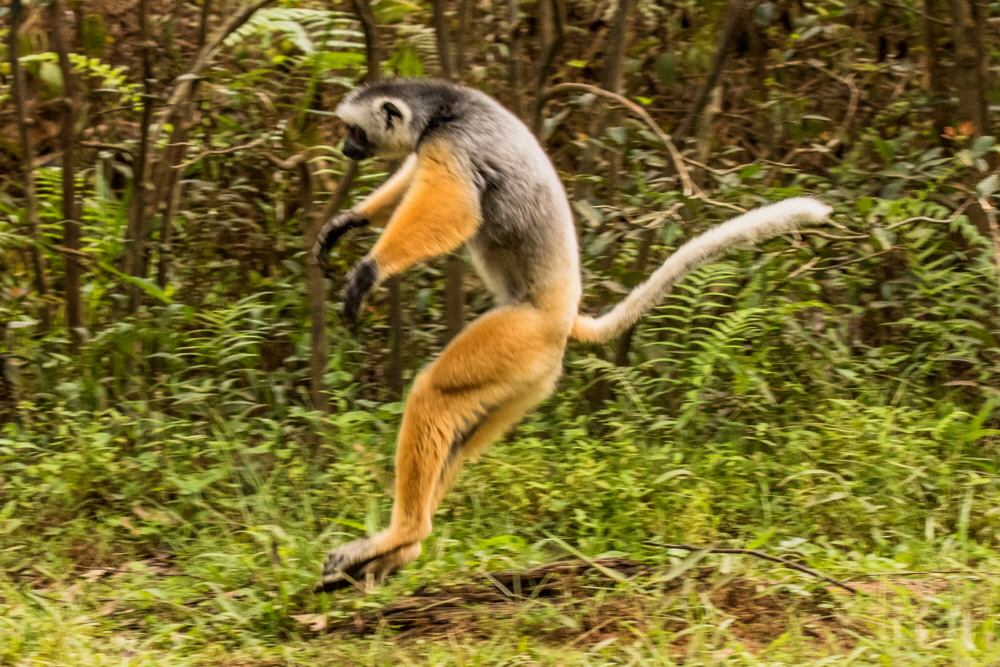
[{"left": 335, "top": 80, "right": 463, "bottom": 161}]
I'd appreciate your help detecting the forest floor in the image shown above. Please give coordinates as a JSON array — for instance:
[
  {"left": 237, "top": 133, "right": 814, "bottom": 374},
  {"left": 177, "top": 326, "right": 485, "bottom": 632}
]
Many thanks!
[{"left": 4, "top": 481, "right": 999, "bottom": 666}]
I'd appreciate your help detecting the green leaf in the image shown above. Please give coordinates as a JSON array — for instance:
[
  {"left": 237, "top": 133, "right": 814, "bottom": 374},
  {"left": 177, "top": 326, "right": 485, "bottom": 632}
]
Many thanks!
[
  {"left": 970, "top": 135, "right": 995, "bottom": 158},
  {"left": 82, "top": 13, "right": 108, "bottom": 58},
  {"left": 976, "top": 174, "right": 999, "bottom": 199},
  {"left": 389, "top": 43, "right": 423, "bottom": 77},
  {"left": 101, "top": 264, "right": 173, "bottom": 304}
]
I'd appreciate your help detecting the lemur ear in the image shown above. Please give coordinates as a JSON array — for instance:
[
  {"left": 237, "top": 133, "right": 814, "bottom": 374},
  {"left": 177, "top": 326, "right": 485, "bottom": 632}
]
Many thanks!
[{"left": 382, "top": 102, "right": 403, "bottom": 128}]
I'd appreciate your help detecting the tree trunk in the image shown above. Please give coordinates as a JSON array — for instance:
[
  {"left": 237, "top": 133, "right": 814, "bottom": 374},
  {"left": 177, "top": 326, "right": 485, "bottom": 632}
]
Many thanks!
[
  {"left": 351, "top": 0, "right": 382, "bottom": 80},
  {"left": 306, "top": 161, "right": 359, "bottom": 413},
  {"left": 921, "top": 0, "right": 949, "bottom": 140},
  {"left": 10, "top": 0, "right": 53, "bottom": 335},
  {"left": 531, "top": 0, "right": 566, "bottom": 134},
  {"left": 432, "top": 0, "right": 465, "bottom": 343},
  {"left": 433, "top": 0, "right": 456, "bottom": 80},
  {"left": 506, "top": 0, "right": 524, "bottom": 117},
  {"left": 947, "top": 0, "right": 990, "bottom": 136},
  {"left": 573, "top": 0, "right": 635, "bottom": 201},
  {"left": 49, "top": 0, "right": 83, "bottom": 344},
  {"left": 454, "top": 0, "right": 475, "bottom": 78},
  {"left": 673, "top": 0, "right": 745, "bottom": 144},
  {"left": 124, "top": 0, "right": 154, "bottom": 314}
]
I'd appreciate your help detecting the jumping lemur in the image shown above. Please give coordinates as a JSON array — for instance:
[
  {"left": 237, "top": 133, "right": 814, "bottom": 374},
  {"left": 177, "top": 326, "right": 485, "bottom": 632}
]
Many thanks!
[{"left": 312, "top": 78, "right": 832, "bottom": 592}]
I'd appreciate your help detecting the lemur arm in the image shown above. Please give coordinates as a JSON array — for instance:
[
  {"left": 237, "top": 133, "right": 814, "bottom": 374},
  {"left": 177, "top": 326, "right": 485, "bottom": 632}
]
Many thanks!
[
  {"left": 354, "top": 153, "right": 419, "bottom": 225},
  {"left": 312, "top": 154, "right": 419, "bottom": 269},
  {"left": 341, "top": 141, "right": 482, "bottom": 324}
]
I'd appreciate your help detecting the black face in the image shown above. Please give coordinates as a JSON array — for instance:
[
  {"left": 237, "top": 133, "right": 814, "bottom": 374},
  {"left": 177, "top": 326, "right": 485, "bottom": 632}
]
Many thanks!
[{"left": 343, "top": 124, "right": 375, "bottom": 161}]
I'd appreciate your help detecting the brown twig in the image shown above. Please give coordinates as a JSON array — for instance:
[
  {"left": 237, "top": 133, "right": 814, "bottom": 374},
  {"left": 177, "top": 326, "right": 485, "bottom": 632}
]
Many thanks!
[
  {"left": 79, "top": 141, "right": 135, "bottom": 156},
  {"left": 846, "top": 569, "right": 1000, "bottom": 580},
  {"left": 799, "top": 229, "right": 868, "bottom": 240},
  {"left": 643, "top": 541, "right": 863, "bottom": 595},
  {"left": 151, "top": 0, "right": 276, "bottom": 147},
  {"left": 883, "top": 199, "right": 972, "bottom": 230},
  {"left": 539, "top": 83, "right": 697, "bottom": 197},
  {"left": 806, "top": 62, "right": 860, "bottom": 149},
  {"left": 176, "top": 138, "right": 266, "bottom": 169}
]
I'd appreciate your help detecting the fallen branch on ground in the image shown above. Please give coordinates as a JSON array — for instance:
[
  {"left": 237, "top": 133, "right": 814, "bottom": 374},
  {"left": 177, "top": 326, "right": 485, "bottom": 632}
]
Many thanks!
[{"left": 643, "top": 541, "right": 863, "bottom": 595}]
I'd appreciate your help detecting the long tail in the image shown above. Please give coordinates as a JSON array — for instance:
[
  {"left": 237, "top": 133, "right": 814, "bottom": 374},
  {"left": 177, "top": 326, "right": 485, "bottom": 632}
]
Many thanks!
[{"left": 570, "top": 196, "right": 833, "bottom": 343}]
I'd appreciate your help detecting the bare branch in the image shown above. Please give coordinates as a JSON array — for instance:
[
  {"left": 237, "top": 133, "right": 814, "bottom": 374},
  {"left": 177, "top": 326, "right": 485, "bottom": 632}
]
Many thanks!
[
  {"left": 644, "top": 541, "right": 863, "bottom": 595},
  {"left": 539, "top": 83, "right": 698, "bottom": 197}
]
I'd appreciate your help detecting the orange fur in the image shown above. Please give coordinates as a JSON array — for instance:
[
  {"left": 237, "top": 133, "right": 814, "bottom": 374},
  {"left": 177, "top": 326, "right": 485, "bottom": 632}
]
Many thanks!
[
  {"left": 383, "top": 306, "right": 568, "bottom": 549},
  {"left": 370, "top": 142, "right": 481, "bottom": 277},
  {"left": 320, "top": 143, "right": 571, "bottom": 591}
]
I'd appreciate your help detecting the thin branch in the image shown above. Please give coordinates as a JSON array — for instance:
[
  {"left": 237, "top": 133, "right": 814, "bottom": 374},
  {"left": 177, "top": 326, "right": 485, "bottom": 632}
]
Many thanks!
[
  {"left": 152, "top": 0, "right": 277, "bottom": 146},
  {"left": 643, "top": 541, "right": 862, "bottom": 595},
  {"left": 883, "top": 199, "right": 971, "bottom": 229},
  {"left": 263, "top": 152, "right": 308, "bottom": 171},
  {"left": 806, "top": 62, "right": 860, "bottom": 149},
  {"left": 176, "top": 138, "right": 265, "bottom": 169},
  {"left": 539, "top": 82, "right": 698, "bottom": 197},
  {"left": 847, "top": 569, "right": 1000, "bottom": 580},
  {"left": 799, "top": 229, "right": 868, "bottom": 240},
  {"left": 79, "top": 141, "right": 135, "bottom": 156}
]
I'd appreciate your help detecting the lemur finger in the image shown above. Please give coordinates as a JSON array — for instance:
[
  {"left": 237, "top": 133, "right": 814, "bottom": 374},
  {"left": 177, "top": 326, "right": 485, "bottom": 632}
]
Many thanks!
[
  {"left": 311, "top": 210, "right": 369, "bottom": 271},
  {"left": 340, "top": 259, "right": 378, "bottom": 326}
]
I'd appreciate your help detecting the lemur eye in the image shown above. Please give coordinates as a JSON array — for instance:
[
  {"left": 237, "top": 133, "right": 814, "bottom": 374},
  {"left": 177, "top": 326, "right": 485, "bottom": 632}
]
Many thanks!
[
  {"left": 382, "top": 102, "right": 403, "bottom": 130},
  {"left": 382, "top": 102, "right": 403, "bottom": 120}
]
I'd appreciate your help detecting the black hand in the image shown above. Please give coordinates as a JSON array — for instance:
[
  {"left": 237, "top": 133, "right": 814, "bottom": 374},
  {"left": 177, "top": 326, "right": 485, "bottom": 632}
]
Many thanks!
[
  {"left": 312, "top": 210, "right": 369, "bottom": 272},
  {"left": 341, "top": 259, "right": 378, "bottom": 327}
]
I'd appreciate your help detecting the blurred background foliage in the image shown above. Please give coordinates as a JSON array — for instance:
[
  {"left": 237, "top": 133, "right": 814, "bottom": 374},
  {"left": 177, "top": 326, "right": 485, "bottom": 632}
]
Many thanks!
[{"left": 3, "top": 0, "right": 1000, "bottom": 663}]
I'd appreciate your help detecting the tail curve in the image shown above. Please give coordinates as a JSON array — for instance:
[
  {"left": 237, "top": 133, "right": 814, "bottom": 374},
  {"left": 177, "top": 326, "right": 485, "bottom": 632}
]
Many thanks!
[{"left": 570, "top": 196, "right": 832, "bottom": 343}]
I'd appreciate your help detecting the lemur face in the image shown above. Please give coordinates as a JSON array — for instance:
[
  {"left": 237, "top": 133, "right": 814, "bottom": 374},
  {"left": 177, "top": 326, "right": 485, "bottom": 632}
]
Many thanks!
[{"left": 336, "top": 94, "right": 416, "bottom": 161}]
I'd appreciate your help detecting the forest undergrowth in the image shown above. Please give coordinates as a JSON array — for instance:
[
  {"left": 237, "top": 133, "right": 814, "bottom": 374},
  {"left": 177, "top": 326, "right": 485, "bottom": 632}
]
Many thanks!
[{"left": 4, "top": 0, "right": 1000, "bottom": 664}]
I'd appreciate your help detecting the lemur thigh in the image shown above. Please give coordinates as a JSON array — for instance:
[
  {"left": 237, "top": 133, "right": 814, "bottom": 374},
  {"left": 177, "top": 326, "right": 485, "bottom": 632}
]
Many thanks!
[
  {"left": 385, "top": 305, "right": 567, "bottom": 545},
  {"left": 368, "top": 142, "right": 481, "bottom": 277},
  {"left": 431, "top": 369, "right": 562, "bottom": 509},
  {"left": 353, "top": 154, "right": 418, "bottom": 225}
]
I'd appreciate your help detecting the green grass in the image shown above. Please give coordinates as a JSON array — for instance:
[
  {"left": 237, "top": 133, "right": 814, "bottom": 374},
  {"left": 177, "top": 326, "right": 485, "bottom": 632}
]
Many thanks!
[{"left": 2, "top": 389, "right": 999, "bottom": 665}]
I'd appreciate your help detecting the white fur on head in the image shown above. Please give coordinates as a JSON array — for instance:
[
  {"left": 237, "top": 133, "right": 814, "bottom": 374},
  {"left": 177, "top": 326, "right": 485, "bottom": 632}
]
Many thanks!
[{"left": 336, "top": 95, "right": 417, "bottom": 160}]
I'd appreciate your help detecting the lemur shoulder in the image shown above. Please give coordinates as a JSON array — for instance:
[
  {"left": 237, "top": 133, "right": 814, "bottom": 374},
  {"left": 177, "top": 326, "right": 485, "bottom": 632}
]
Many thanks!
[{"left": 311, "top": 78, "right": 832, "bottom": 592}]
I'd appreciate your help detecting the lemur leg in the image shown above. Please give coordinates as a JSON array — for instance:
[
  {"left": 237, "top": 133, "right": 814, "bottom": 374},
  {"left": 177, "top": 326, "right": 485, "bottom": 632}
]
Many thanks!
[
  {"left": 317, "top": 306, "right": 569, "bottom": 592},
  {"left": 431, "top": 368, "right": 562, "bottom": 509}
]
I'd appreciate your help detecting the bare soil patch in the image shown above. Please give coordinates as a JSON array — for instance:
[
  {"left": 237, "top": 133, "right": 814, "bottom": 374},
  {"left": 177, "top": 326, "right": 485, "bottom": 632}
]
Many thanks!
[{"left": 325, "top": 557, "right": 858, "bottom": 651}]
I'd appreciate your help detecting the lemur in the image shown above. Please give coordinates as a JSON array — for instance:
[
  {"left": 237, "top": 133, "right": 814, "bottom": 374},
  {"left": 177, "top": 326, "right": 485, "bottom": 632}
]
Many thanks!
[{"left": 311, "top": 78, "right": 832, "bottom": 592}]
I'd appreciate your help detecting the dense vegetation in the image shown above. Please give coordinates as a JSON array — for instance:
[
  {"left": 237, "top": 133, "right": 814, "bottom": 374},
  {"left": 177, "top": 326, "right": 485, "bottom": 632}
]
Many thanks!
[{"left": 2, "top": 0, "right": 1000, "bottom": 664}]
